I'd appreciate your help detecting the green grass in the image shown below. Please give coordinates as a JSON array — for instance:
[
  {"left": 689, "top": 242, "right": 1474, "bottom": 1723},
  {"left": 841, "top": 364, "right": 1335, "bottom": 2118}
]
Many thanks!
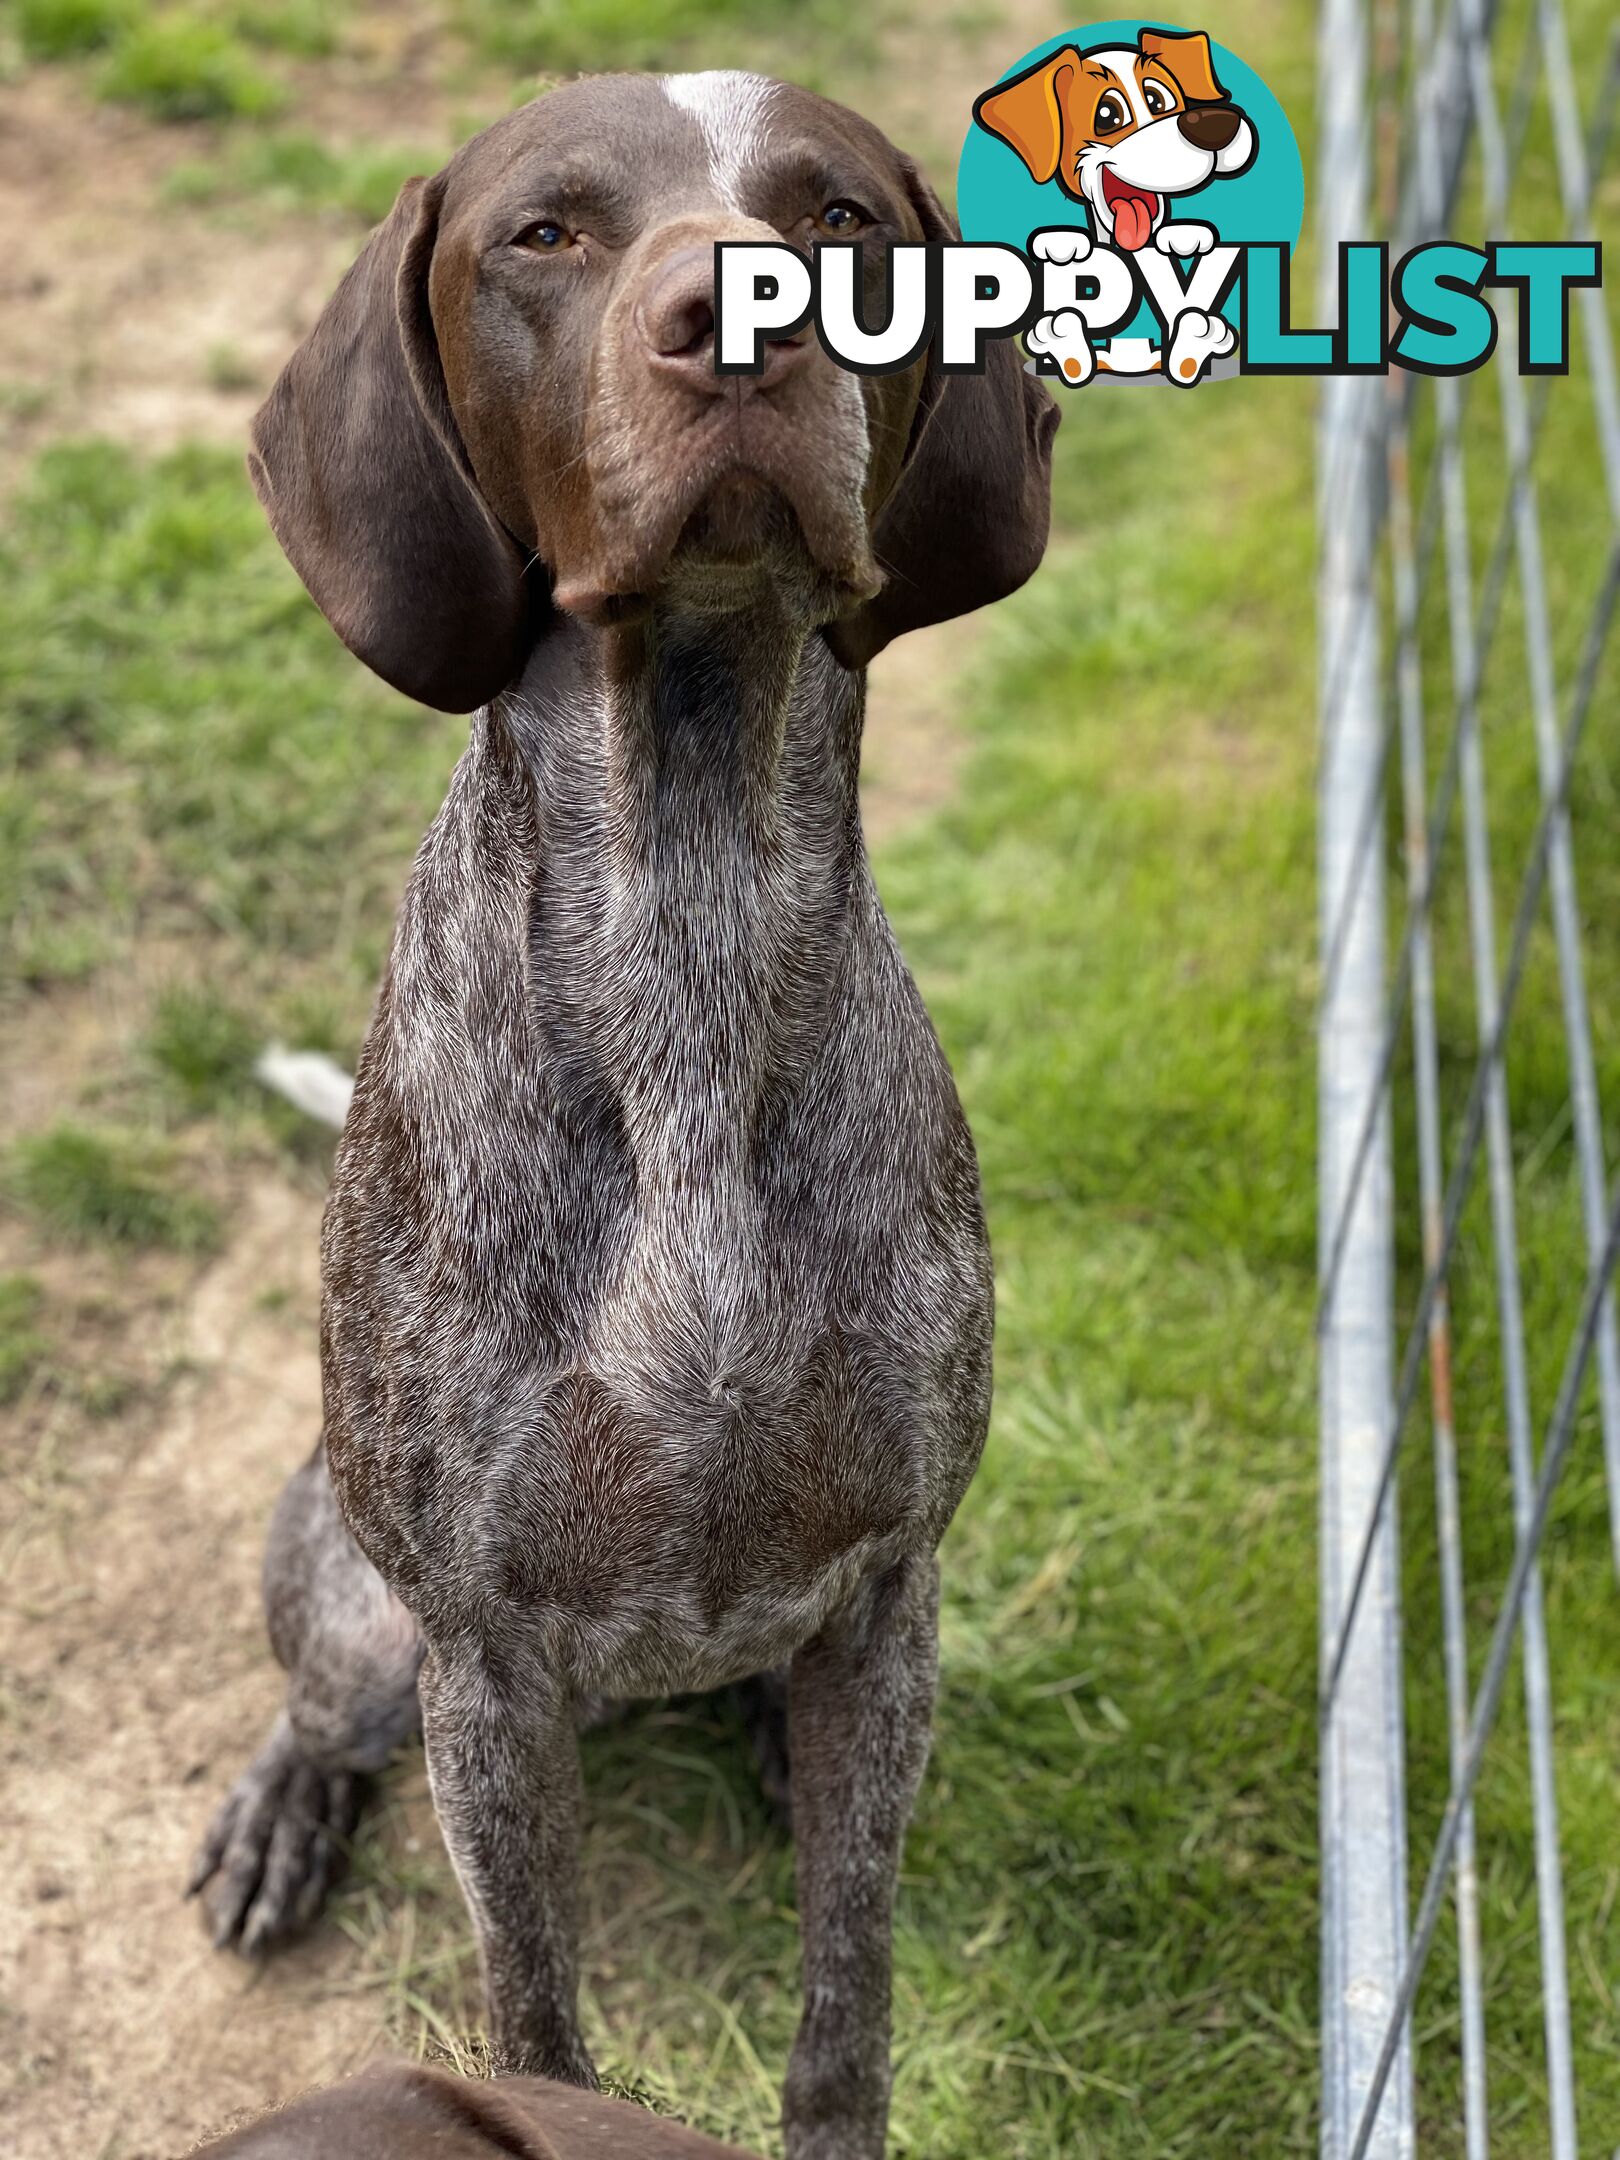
[
  {"left": 165, "top": 129, "right": 442, "bottom": 225},
  {"left": 6, "top": 0, "right": 899, "bottom": 264},
  {"left": 863, "top": 380, "right": 1327, "bottom": 2156},
  {"left": 202, "top": 342, "right": 262, "bottom": 393},
  {"left": 15, "top": 0, "right": 877, "bottom": 147},
  {"left": 96, "top": 11, "right": 283, "bottom": 120},
  {"left": 5, "top": 1122, "right": 219, "bottom": 1250},
  {"left": 223, "top": 0, "right": 340, "bottom": 59},
  {"left": 15, "top": 0, "right": 134, "bottom": 60},
  {"left": 142, "top": 983, "right": 259, "bottom": 1113},
  {"left": 14, "top": 0, "right": 334, "bottom": 120},
  {"left": 453, "top": 0, "right": 863, "bottom": 76},
  {"left": 0, "top": 1272, "right": 49, "bottom": 1403},
  {"left": 0, "top": 440, "right": 465, "bottom": 1004}
]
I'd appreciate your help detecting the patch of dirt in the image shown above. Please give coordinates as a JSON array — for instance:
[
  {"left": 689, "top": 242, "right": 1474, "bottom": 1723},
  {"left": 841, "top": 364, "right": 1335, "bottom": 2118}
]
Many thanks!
[
  {"left": 848, "top": 0, "right": 1064, "bottom": 825},
  {"left": 0, "top": 73, "right": 332, "bottom": 491},
  {"left": 0, "top": 1171, "right": 413, "bottom": 2160},
  {"left": 862, "top": 613, "right": 979, "bottom": 840},
  {"left": 0, "top": 943, "right": 184, "bottom": 1140},
  {"left": 868, "top": 0, "right": 1053, "bottom": 170},
  {"left": 0, "top": 0, "right": 480, "bottom": 490}
]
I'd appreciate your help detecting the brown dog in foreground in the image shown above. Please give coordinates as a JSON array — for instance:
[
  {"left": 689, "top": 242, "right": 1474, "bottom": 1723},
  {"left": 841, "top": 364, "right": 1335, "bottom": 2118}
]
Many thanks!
[
  {"left": 190, "top": 68, "right": 1056, "bottom": 2159},
  {"left": 193, "top": 2063, "right": 761, "bottom": 2160}
]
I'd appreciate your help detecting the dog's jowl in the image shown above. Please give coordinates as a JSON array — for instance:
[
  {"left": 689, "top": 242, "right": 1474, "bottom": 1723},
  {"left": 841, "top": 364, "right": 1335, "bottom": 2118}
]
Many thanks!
[{"left": 187, "top": 69, "right": 1056, "bottom": 2160}]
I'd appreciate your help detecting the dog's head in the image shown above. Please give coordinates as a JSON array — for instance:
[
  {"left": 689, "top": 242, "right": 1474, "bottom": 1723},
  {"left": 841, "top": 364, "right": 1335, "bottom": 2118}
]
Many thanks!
[
  {"left": 247, "top": 71, "right": 1058, "bottom": 711},
  {"left": 974, "top": 30, "right": 1256, "bottom": 251}
]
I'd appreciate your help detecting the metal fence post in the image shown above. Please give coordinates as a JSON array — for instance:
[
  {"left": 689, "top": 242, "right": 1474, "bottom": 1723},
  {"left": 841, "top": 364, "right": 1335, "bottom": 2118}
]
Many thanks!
[{"left": 1317, "top": 0, "right": 1414, "bottom": 2150}]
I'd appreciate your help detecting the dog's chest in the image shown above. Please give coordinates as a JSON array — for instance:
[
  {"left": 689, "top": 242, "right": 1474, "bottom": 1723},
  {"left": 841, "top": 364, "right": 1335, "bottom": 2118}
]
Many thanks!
[
  {"left": 333, "top": 1008, "right": 987, "bottom": 1689},
  {"left": 482, "top": 1261, "right": 930, "bottom": 1687},
  {"left": 337, "top": 1119, "right": 970, "bottom": 1696}
]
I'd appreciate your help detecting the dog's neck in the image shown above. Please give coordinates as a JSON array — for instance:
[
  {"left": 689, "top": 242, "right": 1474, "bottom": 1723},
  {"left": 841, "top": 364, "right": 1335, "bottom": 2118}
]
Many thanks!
[{"left": 492, "top": 597, "right": 867, "bottom": 1182}]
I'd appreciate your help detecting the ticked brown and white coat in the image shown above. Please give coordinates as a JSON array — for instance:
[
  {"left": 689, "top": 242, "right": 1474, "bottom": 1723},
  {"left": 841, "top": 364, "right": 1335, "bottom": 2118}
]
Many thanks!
[{"left": 188, "top": 67, "right": 1057, "bottom": 2160}]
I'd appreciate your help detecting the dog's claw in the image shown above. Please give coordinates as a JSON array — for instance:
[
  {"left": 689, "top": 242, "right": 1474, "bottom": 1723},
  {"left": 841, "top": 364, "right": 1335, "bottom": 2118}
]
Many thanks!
[
  {"left": 186, "top": 1812, "right": 230, "bottom": 1900},
  {"left": 188, "top": 1713, "right": 363, "bottom": 1955}
]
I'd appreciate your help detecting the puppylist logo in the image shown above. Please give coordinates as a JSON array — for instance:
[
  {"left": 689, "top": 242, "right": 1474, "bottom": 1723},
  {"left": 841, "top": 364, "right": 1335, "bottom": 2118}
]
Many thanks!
[
  {"left": 969, "top": 22, "right": 1266, "bottom": 384},
  {"left": 713, "top": 20, "right": 1601, "bottom": 389}
]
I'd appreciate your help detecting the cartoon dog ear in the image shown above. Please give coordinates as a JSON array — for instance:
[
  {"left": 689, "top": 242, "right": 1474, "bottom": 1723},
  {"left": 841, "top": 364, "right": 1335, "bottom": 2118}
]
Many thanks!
[
  {"left": 824, "top": 161, "right": 1059, "bottom": 671},
  {"left": 249, "top": 173, "right": 538, "bottom": 715},
  {"left": 972, "top": 46, "right": 1083, "bottom": 186},
  {"left": 1138, "top": 27, "right": 1230, "bottom": 105}
]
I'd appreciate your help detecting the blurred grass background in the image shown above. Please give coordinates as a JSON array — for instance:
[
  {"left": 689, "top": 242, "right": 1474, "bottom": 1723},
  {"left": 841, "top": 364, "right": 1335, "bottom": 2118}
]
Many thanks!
[{"left": 0, "top": 0, "right": 1617, "bottom": 2154}]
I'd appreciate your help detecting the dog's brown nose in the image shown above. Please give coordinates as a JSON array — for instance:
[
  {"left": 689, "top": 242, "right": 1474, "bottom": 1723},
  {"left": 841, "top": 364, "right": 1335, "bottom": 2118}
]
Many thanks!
[
  {"left": 637, "top": 244, "right": 807, "bottom": 394},
  {"left": 1177, "top": 104, "right": 1242, "bottom": 152}
]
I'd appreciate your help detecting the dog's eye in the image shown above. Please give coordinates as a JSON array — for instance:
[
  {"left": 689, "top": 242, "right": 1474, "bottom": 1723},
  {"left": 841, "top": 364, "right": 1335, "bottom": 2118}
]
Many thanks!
[
  {"left": 1094, "top": 93, "right": 1129, "bottom": 133},
  {"left": 1142, "top": 80, "right": 1174, "bottom": 116},
  {"left": 817, "top": 200, "right": 868, "bottom": 236},
  {"left": 516, "top": 220, "right": 574, "bottom": 253}
]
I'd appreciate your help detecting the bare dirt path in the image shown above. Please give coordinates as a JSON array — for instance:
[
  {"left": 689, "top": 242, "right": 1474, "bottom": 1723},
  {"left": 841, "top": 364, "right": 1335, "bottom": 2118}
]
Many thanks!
[
  {"left": 1, "top": 1176, "right": 382, "bottom": 2160},
  {"left": 0, "top": 9, "right": 1060, "bottom": 2152}
]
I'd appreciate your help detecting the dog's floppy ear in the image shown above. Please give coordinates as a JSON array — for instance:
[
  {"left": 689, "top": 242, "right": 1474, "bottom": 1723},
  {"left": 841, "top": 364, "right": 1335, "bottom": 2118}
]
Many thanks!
[
  {"left": 1138, "top": 27, "right": 1229, "bottom": 105},
  {"left": 972, "top": 46, "right": 1082, "bottom": 186},
  {"left": 825, "top": 162, "right": 1059, "bottom": 671},
  {"left": 249, "top": 174, "right": 535, "bottom": 715}
]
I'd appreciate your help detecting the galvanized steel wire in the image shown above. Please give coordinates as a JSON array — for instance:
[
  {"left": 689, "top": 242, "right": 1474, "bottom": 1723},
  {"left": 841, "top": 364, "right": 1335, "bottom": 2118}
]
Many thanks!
[{"left": 1315, "top": 0, "right": 1620, "bottom": 2151}]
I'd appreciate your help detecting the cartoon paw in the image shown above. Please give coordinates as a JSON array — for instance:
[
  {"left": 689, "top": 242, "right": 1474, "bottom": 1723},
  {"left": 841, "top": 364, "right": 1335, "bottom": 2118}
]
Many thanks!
[
  {"left": 1031, "top": 225, "right": 1093, "bottom": 266},
  {"left": 1155, "top": 221, "right": 1219, "bottom": 259},
  {"left": 1165, "top": 308, "right": 1236, "bottom": 387},
  {"left": 1025, "top": 309, "right": 1095, "bottom": 386}
]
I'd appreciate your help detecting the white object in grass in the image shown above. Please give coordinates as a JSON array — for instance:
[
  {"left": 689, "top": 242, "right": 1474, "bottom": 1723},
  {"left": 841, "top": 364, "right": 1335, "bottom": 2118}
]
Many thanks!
[{"left": 256, "top": 1044, "right": 353, "bottom": 1129}]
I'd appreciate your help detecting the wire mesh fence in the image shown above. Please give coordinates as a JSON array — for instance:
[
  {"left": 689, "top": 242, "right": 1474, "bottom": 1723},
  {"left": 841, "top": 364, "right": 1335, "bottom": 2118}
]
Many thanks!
[{"left": 1315, "top": 0, "right": 1620, "bottom": 2151}]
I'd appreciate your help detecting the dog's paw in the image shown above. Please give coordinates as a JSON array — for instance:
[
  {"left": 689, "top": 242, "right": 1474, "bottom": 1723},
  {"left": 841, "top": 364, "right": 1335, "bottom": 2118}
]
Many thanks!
[
  {"left": 187, "top": 1712, "right": 363, "bottom": 1956},
  {"left": 1025, "top": 308, "right": 1095, "bottom": 386},
  {"left": 1164, "top": 308, "right": 1236, "bottom": 386},
  {"left": 1031, "top": 224, "right": 1092, "bottom": 265},
  {"left": 489, "top": 2033, "right": 599, "bottom": 2086},
  {"left": 1156, "top": 221, "right": 1219, "bottom": 258}
]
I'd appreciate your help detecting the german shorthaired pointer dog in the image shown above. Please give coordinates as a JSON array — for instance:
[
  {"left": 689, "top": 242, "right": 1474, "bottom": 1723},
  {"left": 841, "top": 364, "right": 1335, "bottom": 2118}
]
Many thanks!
[{"left": 189, "top": 69, "right": 1056, "bottom": 2159}]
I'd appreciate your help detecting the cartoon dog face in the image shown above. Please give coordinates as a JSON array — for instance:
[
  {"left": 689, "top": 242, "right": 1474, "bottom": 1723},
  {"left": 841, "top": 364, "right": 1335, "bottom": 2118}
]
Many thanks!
[{"left": 974, "top": 29, "right": 1256, "bottom": 253}]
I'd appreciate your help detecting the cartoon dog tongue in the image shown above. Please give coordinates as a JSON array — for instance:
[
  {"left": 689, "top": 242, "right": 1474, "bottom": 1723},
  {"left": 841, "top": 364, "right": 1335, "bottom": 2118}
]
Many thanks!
[{"left": 1103, "top": 176, "right": 1158, "bottom": 252}]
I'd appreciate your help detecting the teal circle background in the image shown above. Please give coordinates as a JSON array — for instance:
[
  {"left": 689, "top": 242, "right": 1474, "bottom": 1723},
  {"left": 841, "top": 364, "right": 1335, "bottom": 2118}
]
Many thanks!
[{"left": 955, "top": 20, "right": 1305, "bottom": 347}]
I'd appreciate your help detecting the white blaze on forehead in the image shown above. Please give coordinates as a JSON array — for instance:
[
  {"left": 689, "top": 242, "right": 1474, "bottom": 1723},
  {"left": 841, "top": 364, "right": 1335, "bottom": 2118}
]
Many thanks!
[{"left": 662, "top": 70, "right": 779, "bottom": 211}]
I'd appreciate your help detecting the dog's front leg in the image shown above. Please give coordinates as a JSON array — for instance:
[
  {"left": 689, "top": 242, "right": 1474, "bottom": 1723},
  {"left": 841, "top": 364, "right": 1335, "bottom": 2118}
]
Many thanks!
[
  {"left": 419, "top": 1647, "right": 594, "bottom": 2084},
  {"left": 782, "top": 1555, "right": 939, "bottom": 2160}
]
